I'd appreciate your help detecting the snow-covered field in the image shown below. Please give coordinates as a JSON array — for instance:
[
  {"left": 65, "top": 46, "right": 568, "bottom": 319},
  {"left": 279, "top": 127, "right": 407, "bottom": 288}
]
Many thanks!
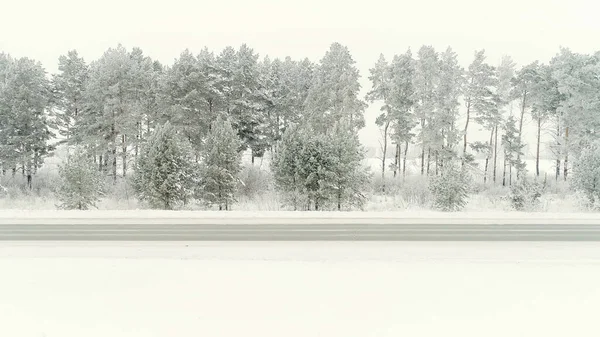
[{"left": 0, "top": 241, "right": 599, "bottom": 337}]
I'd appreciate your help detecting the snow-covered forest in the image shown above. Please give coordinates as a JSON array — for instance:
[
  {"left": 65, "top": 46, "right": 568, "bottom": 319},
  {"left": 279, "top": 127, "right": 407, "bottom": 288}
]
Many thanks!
[{"left": 1, "top": 42, "right": 600, "bottom": 212}]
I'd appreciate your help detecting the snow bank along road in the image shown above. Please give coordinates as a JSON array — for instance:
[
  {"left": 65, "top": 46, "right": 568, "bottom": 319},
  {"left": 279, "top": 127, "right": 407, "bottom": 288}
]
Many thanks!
[{"left": 2, "top": 210, "right": 600, "bottom": 241}]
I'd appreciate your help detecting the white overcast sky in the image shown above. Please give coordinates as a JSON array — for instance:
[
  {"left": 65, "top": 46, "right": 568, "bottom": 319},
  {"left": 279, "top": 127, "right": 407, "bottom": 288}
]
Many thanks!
[{"left": 1, "top": 0, "right": 598, "bottom": 158}]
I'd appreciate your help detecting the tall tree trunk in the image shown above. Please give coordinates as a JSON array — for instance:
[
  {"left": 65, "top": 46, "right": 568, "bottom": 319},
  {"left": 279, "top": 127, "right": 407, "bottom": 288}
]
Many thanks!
[
  {"left": 111, "top": 120, "right": 117, "bottom": 183},
  {"left": 493, "top": 125, "right": 499, "bottom": 184},
  {"left": 564, "top": 126, "right": 569, "bottom": 181},
  {"left": 536, "top": 117, "right": 541, "bottom": 178},
  {"left": 393, "top": 143, "right": 399, "bottom": 178},
  {"left": 502, "top": 151, "right": 507, "bottom": 187},
  {"left": 435, "top": 150, "right": 439, "bottom": 176},
  {"left": 135, "top": 121, "right": 141, "bottom": 159},
  {"left": 381, "top": 121, "right": 390, "bottom": 193},
  {"left": 403, "top": 141, "right": 409, "bottom": 179},
  {"left": 516, "top": 90, "right": 527, "bottom": 178},
  {"left": 462, "top": 98, "right": 471, "bottom": 166},
  {"left": 99, "top": 154, "right": 103, "bottom": 172},
  {"left": 420, "top": 146, "right": 426, "bottom": 175},
  {"left": 112, "top": 146, "right": 117, "bottom": 183},
  {"left": 426, "top": 147, "right": 431, "bottom": 176},
  {"left": 555, "top": 115, "right": 561, "bottom": 181},
  {"left": 122, "top": 134, "right": 127, "bottom": 177},
  {"left": 484, "top": 129, "right": 494, "bottom": 184},
  {"left": 337, "top": 185, "right": 342, "bottom": 211}
]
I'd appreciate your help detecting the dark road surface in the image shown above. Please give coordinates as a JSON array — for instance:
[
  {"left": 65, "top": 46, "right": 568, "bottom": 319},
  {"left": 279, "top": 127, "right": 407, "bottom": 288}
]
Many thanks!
[{"left": 1, "top": 222, "right": 600, "bottom": 241}]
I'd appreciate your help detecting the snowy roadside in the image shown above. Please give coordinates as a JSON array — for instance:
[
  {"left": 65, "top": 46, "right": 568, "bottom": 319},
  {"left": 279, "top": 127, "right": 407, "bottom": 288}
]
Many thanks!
[{"left": 1, "top": 209, "right": 600, "bottom": 226}]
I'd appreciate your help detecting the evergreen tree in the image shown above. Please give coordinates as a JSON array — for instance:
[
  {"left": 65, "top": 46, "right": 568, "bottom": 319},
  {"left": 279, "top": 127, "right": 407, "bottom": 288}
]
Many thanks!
[
  {"left": 271, "top": 125, "right": 308, "bottom": 210},
  {"left": 472, "top": 57, "right": 501, "bottom": 184},
  {"left": 413, "top": 45, "right": 441, "bottom": 175},
  {"left": 160, "top": 49, "right": 210, "bottom": 154},
  {"left": 511, "top": 61, "right": 540, "bottom": 173},
  {"left": 462, "top": 50, "right": 497, "bottom": 166},
  {"left": 271, "top": 122, "right": 370, "bottom": 211},
  {"left": 388, "top": 49, "right": 417, "bottom": 178},
  {"left": 133, "top": 121, "right": 196, "bottom": 210},
  {"left": 76, "top": 44, "right": 139, "bottom": 182},
  {"left": 529, "top": 63, "right": 561, "bottom": 179},
  {"left": 366, "top": 54, "right": 393, "bottom": 191},
  {"left": 492, "top": 55, "right": 516, "bottom": 184},
  {"left": 572, "top": 140, "right": 600, "bottom": 207},
  {"left": 305, "top": 43, "right": 367, "bottom": 132},
  {"left": 325, "top": 121, "right": 371, "bottom": 210},
  {"left": 435, "top": 47, "right": 465, "bottom": 170},
  {"left": 0, "top": 56, "right": 55, "bottom": 188},
  {"left": 429, "top": 160, "right": 470, "bottom": 212},
  {"left": 55, "top": 148, "right": 105, "bottom": 210},
  {"left": 501, "top": 115, "right": 526, "bottom": 186},
  {"left": 198, "top": 117, "right": 243, "bottom": 210},
  {"left": 51, "top": 50, "right": 89, "bottom": 143},
  {"left": 550, "top": 49, "right": 599, "bottom": 179}
]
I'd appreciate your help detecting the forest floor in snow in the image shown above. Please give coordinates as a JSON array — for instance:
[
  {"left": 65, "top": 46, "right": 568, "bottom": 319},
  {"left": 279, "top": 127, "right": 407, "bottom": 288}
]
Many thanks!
[{"left": 0, "top": 241, "right": 599, "bottom": 337}]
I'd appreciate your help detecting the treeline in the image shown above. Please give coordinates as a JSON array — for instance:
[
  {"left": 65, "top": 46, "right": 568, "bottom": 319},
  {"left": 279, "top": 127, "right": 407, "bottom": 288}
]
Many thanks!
[
  {"left": 367, "top": 46, "right": 600, "bottom": 192},
  {"left": 0, "top": 43, "right": 364, "bottom": 183},
  {"left": 1, "top": 42, "right": 600, "bottom": 209},
  {"left": 0, "top": 42, "right": 372, "bottom": 210}
]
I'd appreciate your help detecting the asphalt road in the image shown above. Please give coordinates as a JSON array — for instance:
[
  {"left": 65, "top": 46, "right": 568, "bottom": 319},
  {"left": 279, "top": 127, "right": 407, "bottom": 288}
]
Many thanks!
[{"left": 1, "top": 223, "right": 600, "bottom": 241}]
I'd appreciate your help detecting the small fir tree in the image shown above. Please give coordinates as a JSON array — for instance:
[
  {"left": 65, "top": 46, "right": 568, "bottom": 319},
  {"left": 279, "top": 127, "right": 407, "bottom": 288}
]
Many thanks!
[
  {"left": 271, "top": 125, "right": 308, "bottom": 210},
  {"left": 509, "top": 177, "right": 543, "bottom": 211},
  {"left": 55, "top": 148, "right": 105, "bottom": 210},
  {"left": 429, "top": 161, "right": 470, "bottom": 211},
  {"left": 572, "top": 141, "right": 600, "bottom": 208},
  {"left": 198, "top": 117, "right": 243, "bottom": 210},
  {"left": 133, "top": 121, "right": 196, "bottom": 210},
  {"left": 271, "top": 122, "right": 371, "bottom": 211}
]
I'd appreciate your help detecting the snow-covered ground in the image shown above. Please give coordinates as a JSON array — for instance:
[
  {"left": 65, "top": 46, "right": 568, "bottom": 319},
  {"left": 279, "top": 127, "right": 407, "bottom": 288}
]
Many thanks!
[
  {"left": 0, "top": 241, "right": 599, "bottom": 337},
  {"left": 2, "top": 210, "right": 600, "bottom": 225}
]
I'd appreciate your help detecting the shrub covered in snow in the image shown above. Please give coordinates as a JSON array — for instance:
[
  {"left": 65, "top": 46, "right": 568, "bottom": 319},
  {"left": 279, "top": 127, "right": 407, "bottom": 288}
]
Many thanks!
[
  {"left": 572, "top": 141, "right": 600, "bottom": 209},
  {"left": 428, "top": 161, "right": 470, "bottom": 212},
  {"left": 509, "top": 177, "right": 544, "bottom": 211}
]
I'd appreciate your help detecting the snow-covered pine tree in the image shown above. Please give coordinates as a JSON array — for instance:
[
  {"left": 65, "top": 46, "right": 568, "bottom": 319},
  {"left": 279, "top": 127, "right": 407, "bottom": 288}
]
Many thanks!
[
  {"left": 501, "top": 115, "right": 526, "bottom": 186},
  {"left": 271, "top": 124, "right": 332, "bottom": 211},
  {"left": 51, "top": 50, "right": 89, "bottom": 144},
  {"left": 572, "top": 140, "right": 600, "bottom": 208},
  {"left": 366, "top": 54, "right": 393, "bottom": 192},
  {"left": 462, "top": 50, "right": 497, "bottom": 167},
  {"left": 55, "top": 148, "right": 105, "bottom": 210},
  {"left": 0, "top": 56, "right": 55, "bottom": 188},
  {"left": 434, "top": 47, "right": 465, "bottom": 171},
  {"left": 78, "top": 44, "right": 140, "bottom": 182},
  {"left": 305, "top": 43, "right": 367, "bottom": 132},
  {"left": 388, "top": 49, "right": 417, "bottom": 178},
  {"left": 160, "top": 49, "right": 209, "bottom": 154},
  {"left": 413, "top": 45, "right": 441, "bottom": 176},
  {"left": 199, "top": 116, "right": 243, "bottom": 210},
  {"left": 272, "top": 121, "right": 370, "bottom": 211},
  {"left": 326, "top": 121, "right": 372, "bottom": 210},
  {"left": 271, "top": 124, "right": 308, "bottom": 210},
  {"left": 133, "top": 121, "right": 196, "bottom": 210}
]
